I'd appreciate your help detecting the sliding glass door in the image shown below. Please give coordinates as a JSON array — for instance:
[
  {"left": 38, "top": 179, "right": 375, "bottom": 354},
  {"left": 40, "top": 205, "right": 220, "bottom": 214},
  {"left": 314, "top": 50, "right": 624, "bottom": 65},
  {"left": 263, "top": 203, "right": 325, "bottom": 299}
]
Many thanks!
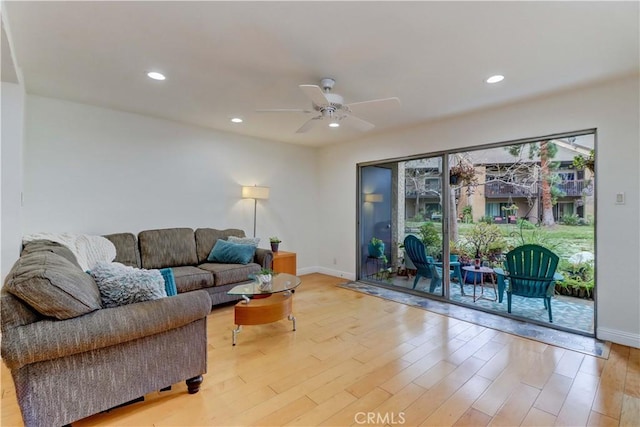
[
  {"left": 358, "top": 157, "right": 446, "bottom": 298},
  {"left": 359, "top": 165, "right": 393, "bottom": 282},
  {"left": 357, "top": 131, "right": 596, "bottom": 337}
]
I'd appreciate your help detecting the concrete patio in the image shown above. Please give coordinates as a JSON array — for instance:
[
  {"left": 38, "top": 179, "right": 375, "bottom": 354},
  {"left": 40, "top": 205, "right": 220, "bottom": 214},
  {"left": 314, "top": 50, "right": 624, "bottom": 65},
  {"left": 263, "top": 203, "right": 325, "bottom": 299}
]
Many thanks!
[{"left": 367, "top": 273, "right": 595, "bottom": 335}]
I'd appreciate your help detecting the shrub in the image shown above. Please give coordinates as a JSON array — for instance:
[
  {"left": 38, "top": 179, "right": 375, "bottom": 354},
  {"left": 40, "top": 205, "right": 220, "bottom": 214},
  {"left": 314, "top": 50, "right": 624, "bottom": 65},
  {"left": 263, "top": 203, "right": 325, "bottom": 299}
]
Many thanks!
[
  {"left": 419, "top": 222, "right": 442, "bottom": 257},
  {"left": 461, "top": 205, "right": 473, "bottom": 223},
  {"left": 479, "top": 215, "right": 494, "bottom": 224},
  {"left": 516, "top": 218, "right": 535, "bottom": 229},
  {"left": 556, "top": 259, "right": 595, "bottom": 298},
  {"left": 561, "top": 213, "right": 580, "bottom": 226}
]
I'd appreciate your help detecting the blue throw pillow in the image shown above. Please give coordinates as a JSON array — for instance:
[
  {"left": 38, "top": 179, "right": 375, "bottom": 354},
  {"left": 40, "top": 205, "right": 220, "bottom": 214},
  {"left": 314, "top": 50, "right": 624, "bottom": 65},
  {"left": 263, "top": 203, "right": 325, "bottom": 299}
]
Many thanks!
[
  {"left": 207, "top": 239, "right": 256, "bottom": 265},
  {"left": 159, "top": 268, "right": 177, "bottom": 296}
]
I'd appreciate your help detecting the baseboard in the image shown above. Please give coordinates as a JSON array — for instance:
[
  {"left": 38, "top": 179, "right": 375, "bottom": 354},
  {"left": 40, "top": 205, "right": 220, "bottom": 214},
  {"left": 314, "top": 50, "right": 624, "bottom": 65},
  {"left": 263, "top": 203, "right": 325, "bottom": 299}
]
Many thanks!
[
  {"left": 597, "top": 327, "right": 640, "bottom": 348},
  {"left": 297, "top": 266, "right": 355, "bottom": 281}
]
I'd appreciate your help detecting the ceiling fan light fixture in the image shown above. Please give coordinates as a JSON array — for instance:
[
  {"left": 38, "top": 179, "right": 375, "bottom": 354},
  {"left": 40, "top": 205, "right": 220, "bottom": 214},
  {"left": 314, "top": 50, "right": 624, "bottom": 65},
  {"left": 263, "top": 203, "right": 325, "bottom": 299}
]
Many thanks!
[
  {"left": 260, "top": 78, "right": 399, "bottom": 134},
  {"left": 147, "top": 71, "right": 166, "bottom": 81},
  {"left": 486, "top": 74, "right": 504, "bottom": 84}
]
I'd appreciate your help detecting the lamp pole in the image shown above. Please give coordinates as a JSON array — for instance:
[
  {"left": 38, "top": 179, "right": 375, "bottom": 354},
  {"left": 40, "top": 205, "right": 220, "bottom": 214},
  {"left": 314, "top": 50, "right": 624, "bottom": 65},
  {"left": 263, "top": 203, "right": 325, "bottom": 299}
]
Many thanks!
[
  {"left": 242, "top": 185, "right": 269, "bottom": 238},
  {"left": 252, "top": 198, "right": 258, "bottom": 237}
]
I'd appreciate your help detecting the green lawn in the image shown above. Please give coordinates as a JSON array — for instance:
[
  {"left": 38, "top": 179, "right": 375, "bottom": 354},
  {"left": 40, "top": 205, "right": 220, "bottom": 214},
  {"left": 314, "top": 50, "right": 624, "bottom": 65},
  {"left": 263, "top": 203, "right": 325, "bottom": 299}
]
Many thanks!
[
  {"left": 458, "top": 222, "right": 594, "bottom": 258},
  {"left": 406, "top": 221, "right": 594, "bottom": 259}
]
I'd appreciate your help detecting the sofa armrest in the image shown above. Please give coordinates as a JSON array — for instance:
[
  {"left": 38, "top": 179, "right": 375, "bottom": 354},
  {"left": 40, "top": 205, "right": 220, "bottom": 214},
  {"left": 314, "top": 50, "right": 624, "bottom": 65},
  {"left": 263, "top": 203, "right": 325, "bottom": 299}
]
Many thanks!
[
  {"left": 1, "top": 290, "right": 212, "bottom": 370},
  {"left": 255, "top": 248, "right": 274, "bottom": 269}
]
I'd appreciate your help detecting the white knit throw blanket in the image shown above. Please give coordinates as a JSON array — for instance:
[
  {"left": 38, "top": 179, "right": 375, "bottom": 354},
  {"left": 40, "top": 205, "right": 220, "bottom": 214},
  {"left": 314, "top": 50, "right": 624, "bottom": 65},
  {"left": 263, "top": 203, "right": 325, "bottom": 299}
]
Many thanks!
[{"left": 23, "top": 232, "right": 116, "bottom": 271}]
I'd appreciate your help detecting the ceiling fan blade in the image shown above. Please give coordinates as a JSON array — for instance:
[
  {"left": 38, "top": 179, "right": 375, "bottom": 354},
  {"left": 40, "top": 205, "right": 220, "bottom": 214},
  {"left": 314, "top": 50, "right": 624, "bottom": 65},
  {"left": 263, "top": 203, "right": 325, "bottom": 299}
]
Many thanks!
[
  {"left": 342, "top": 114, "right": 375, "bottom": 132},
  {"left": 256, "top": 108, "right": 313, "bottom": 113},
  {"left": 295, "top": 116, "right": 322, "bottom": 134},
  {"left": 299, "top": 84, "right": 330, "bottom": 106},
  {"left": 345, "top": 97, "right": 401, "bottom": 116}
]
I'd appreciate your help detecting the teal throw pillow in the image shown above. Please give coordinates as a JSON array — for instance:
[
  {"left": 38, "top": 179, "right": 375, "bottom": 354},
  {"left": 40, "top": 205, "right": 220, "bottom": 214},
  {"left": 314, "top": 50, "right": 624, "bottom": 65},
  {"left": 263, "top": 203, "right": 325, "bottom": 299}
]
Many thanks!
[
  {"left": 159, "top": 268, "right": 177, "bottom": 296},
  {"left": 207, "top": 239, "right": 256, "bottom": 265}
]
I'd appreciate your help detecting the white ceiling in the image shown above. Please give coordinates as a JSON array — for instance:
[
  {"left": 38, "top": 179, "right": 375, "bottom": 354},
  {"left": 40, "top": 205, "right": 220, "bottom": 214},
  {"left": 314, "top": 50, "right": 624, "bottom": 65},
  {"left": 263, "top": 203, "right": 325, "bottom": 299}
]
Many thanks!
[{"left": 4, "top": 1, "right": 639, "bottom": 147}]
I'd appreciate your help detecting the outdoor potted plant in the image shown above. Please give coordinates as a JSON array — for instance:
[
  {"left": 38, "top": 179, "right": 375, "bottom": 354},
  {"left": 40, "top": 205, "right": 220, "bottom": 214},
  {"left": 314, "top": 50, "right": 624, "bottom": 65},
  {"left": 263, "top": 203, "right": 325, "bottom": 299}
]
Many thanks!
[
  {"left": 368, "top": 237, "right": 385, "bottom": 259},
  {"left": 449, "top": 240, "right": 468, "bottom": 263},
  {"left": 269, "top": 236, "right": 281, "bottom": 252},
  {"left": 449, "top": 161, "right": 477, "bottom": 186},
  {"left": 572, "top": 149, "right": 595, "bottom": 174},
  {"left": 463, "top": 222, "right": 505, "bottom": 282}
]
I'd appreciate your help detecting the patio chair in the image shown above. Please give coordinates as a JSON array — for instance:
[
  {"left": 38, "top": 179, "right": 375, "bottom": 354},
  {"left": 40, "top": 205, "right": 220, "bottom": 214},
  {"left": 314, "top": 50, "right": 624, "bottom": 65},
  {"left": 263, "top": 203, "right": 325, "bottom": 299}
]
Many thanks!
[
  {"left": 403, "top": 235, "right": 464, "bottom": 294},
  {"left": 494, "top": 244, "right": 563, "bottom": 322}
]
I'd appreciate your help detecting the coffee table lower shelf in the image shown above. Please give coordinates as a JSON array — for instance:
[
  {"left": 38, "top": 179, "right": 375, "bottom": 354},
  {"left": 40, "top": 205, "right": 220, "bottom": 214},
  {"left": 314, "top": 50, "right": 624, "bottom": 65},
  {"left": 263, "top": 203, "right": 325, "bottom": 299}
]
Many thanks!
[{"left": 232, "top": 292, "right": 296, "bottom": 345}]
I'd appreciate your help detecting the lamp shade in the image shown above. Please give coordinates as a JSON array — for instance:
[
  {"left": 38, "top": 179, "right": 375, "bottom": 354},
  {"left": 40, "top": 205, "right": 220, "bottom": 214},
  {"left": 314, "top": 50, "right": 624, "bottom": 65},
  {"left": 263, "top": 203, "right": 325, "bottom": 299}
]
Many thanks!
[
  {"left": 364, "top": 193, "right": 383, "bottom": 203},
  {"left": 242, "top": 185, "right": 270, "bottom": 200}
]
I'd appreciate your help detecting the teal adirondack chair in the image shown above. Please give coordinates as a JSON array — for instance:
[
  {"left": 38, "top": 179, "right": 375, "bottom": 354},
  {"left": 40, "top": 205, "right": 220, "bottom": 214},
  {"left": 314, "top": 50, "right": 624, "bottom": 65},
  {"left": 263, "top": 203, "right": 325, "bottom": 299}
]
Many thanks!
[
  {"left": 494, "top": 244, "right": 563, "bottom": 322},
  {"left": 403, "top": 235, "right": 464, "bottom": 293}
]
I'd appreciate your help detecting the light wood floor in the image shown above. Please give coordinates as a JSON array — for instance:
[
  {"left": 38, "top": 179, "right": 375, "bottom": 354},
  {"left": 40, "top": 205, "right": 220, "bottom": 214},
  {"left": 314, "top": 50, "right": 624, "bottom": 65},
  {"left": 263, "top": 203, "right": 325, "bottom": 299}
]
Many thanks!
[{"left": 2, "top": 273, "right": 639, "bottom": 426}]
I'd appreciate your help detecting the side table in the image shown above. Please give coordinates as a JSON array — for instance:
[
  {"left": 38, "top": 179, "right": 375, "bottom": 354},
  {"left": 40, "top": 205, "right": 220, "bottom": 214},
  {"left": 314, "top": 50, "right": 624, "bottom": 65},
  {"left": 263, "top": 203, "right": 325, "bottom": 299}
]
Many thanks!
[
  {"left": 462, "top": 266, "right": 497, "bottom": 302},
  {"left": 272, "top": 251, "right": 297, "bottom": 275}
]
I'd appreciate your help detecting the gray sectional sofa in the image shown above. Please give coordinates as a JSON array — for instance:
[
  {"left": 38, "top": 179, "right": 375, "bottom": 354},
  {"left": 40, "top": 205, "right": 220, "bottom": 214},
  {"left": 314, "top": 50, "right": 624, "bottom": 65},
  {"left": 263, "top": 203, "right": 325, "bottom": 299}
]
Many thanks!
[
  {"left": 105, "top": 227, "right": 273, "bottom": 305},
  {"left": 1, "top": 227, "right": 271, "bottom": 427}
]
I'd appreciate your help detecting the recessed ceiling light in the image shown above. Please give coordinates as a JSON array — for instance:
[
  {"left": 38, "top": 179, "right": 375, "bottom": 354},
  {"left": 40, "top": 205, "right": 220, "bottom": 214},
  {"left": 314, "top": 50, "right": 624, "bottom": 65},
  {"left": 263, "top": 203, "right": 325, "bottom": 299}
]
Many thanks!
[
  {"left": 486, "top": 75, "right": 504, "bottom": 84},
  {"left": 147, "top": 71, "right": 166, "bottom": 81},
  {"left": 329, "top": 122, "right": 340, "bottom": 128},
  {"left": 230, "top": 117, "right": 243, "bottom": 123}
]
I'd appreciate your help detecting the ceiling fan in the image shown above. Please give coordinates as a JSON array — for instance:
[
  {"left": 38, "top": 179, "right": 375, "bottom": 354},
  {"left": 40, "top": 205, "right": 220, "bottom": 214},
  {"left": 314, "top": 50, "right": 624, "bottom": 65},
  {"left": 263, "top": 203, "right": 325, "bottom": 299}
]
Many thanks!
[{"left": 257, "top": 78, "right": 401, "bottom": 133}]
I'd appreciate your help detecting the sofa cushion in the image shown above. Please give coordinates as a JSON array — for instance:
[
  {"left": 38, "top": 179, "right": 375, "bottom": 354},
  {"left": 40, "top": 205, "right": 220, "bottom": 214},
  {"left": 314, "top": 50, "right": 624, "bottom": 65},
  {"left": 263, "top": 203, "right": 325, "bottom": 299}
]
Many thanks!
[
  {"left": 228, "top": 236, "right": 261, "bottom": 247},
  {"left": 23, "top": 233, "right": 117, "bottom": 272},
  {"left": 198, "top": 262, "right": 261, "bottom": 287},
  {"left": 104, "top": 232, "right": 141, "bottom": 268},
  {"left": 5, "top": 252, "right": 102, "bottom": 320},
  {"left": 171, "top": 266, "right": 214, "bottom": 293},
  {"left": 195, "top": 228, "right": 245, "bottom": 264},
  {"left": 21, "top": 239, "right": 81, "bottom": 269},
  {"left": 90, "top": 262, "right": 167, "bottom": 308},
  {"left": 138, "top": 228, "right": 198, "bottom": 269},
  {"left": 207, "top": 239, "right": 257, "bottom": 265}
]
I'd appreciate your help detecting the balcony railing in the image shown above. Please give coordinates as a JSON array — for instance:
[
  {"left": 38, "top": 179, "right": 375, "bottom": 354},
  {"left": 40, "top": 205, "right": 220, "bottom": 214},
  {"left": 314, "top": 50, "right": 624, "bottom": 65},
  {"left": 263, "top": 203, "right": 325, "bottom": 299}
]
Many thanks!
[
  {"left": 405, "top": 188, "right": 441, "bottom": 198},
  {"left": 484, "top": 181, "right": 537, "bottom": 198},
  {"left": 484, "top": 180, "right": 586, "bottom": 198},
  {"left": 557, "top": 180, "right": 586, "bottom": 197}
]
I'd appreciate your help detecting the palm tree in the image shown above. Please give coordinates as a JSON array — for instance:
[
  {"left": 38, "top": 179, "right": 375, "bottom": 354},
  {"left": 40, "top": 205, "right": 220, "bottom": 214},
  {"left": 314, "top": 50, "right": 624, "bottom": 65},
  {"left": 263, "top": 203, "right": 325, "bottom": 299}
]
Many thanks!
[
  {"left": 506, "top": 140, "right": 559, "bottom": 227},
  {"left": 539, "top": 141, "right": 556, "bottom": 226}
]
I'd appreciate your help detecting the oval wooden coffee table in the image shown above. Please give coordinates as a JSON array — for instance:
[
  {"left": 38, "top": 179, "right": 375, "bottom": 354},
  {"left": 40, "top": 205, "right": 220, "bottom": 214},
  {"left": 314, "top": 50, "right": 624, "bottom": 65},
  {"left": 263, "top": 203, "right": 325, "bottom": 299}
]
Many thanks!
[{"left": 227, "top": 273, "right": 301, "bottom": 345}]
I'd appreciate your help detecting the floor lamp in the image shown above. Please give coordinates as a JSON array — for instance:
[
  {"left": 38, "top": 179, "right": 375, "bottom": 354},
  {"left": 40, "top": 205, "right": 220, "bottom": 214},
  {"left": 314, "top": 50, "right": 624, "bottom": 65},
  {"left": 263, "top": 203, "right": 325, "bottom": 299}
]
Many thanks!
[{"left": 242, "top": 185, "right": 270, "bottom": 237}]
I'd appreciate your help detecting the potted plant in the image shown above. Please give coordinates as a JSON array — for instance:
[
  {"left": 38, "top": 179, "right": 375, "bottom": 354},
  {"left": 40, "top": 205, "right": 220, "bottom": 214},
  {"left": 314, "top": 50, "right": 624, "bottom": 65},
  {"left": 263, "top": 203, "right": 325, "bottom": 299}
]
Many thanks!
[
  {"left": 368, "top": 237, "right": 385, "bottom": 259},
  {"left": 572, "top": 149, "right": 595, "bottom": 174},
  {"left": 255, "top": 268, "right": 274, "bottom": 291},
  {"left": 269, "top": 236, "right": 281, "bottom": 252},
  {"left": 449, "top": 161, "right": 477, "bottom": 186},
  {"left": 449, "top": 240, "right": 469, "bottom": 263},
  {"left": 463, "top": 222, "right": 505, "bottom": 281}
]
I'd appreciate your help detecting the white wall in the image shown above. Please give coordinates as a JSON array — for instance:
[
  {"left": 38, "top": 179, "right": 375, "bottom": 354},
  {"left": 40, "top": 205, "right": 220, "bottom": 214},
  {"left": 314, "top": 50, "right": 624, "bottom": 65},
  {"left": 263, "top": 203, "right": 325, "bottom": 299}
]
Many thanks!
[
  {"left": 1, "top": 81, "right": 25, "bottom": 282},
  {"left": 318, "top": 74, "right": 640, "bottom": 348},
  {"left": 23, "top": 96, "right": 320, "bottom": 272}
]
